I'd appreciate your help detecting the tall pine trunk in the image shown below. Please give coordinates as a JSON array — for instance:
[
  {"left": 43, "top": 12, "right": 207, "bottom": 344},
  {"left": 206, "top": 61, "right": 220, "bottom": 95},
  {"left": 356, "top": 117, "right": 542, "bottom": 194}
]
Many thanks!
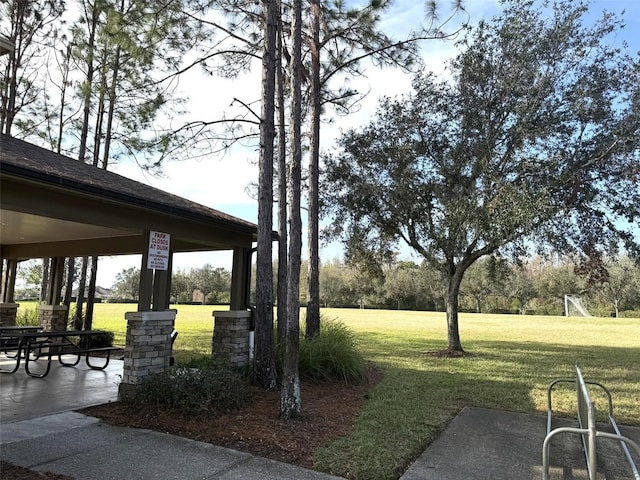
[
  {"left": 77, "top": 4, "right": 99, "bottom": 162},
  {"left": 85, "top": 256, "right": 98, "bottom": 332},
  {"left": 63, "top": 257, "right": 75, "bottom": 316},
  {"left": 253, "top": 0, "right": 279, "bottom": 390},
  {"left": 281, "top": 0, "right": 303, "bottom": 420},
  {"left": 276, "top": 0, "right": 288, "bottom": 347},
  {"left": 85, "top": 50, "right": 108, "bottom": 330},
  {"left": 305, "top": 0, "right": 321, "bottom": 339},
  {"left": 73, "top": 4, "right": 99, "bottom": 329},
  {"left": 74, "top": 258, "right": 88, "bottom": 330}
]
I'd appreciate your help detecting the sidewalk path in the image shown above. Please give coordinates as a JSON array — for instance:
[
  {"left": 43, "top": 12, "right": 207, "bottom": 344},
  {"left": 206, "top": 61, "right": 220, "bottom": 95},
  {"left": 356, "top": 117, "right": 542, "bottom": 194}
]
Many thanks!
[
  {"left": 400, "top": 407, "right": 640, "bottom": 480},
  {"left": 1, "top": 412, "right": 345, "bottom": 480}
]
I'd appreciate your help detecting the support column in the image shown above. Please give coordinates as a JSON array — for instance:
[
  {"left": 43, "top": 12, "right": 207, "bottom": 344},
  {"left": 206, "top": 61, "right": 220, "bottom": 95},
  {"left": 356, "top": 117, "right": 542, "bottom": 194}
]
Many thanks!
[
  {"left": 38, "top": 305, "right": 68, "bottom": 331},
  {"left": 1, "top": 259, "right": 17, "bottom": 303},
  {"left": 212, "top": 310, "right": 252, "bottom": 368},
  {"left": 119, "top": 310, "right": 176, "bottom": 400},
  {"left": 230, "top": 247, "right": 252, "bottom": 310},
  {"left": 0, "top": 303, "right": 19, "bottom": 326},
  {"left": 138, "top": 230, "right": 173, "bottom": 312},
  {"left": 46, "top": 257, "right": 65, "bottom": 305}
]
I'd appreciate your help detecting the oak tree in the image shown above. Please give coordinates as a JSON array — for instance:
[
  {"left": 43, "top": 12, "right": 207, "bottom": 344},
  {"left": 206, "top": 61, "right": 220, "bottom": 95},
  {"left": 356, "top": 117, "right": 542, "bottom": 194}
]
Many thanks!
[{"left": 323, "top": 0, "right": 640, "bottom": 351}]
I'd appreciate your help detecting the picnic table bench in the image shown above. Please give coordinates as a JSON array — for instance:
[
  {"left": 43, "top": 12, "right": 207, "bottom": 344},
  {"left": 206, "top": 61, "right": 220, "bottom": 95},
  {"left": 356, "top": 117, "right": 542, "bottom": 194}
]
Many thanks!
[
  {"left": 0, "top": 325, "right": 43, "bottom": 372},
  {"left": 543, "top": 364, "right": 640, "bottom": 480},
  {"left": 0, "top": 327, "right": 120, "bottom": 378}
]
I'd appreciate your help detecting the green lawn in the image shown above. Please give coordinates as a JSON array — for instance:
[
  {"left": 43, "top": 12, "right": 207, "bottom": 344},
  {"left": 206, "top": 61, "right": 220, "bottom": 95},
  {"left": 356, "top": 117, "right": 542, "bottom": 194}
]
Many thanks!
[
  {"left": 20, "top": 302, "right": 639, "bottom": 480},
  {"left": 313, "top": 309, "right": 640, "bottom": 479},
  {"left": 90, "top": 303, "right": 226, "bottom": 359}
]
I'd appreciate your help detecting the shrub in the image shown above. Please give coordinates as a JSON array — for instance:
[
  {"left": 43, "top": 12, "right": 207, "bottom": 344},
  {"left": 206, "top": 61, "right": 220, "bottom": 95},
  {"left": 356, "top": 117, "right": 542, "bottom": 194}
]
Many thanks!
[
  {"left": 85, "top": 330, "right": 114, "bottom": 348},
  {"left": 127, "top": 363, "right": 248, "bottom": 416},
  {"left": 16, "top": 305, "right": 39, "bottom": 326},
  {"left": 488, "top": 308, "right": 519, "bottom": 314},
  {"left": 298, "top": 317, "right": 367, "bottom": 384}
]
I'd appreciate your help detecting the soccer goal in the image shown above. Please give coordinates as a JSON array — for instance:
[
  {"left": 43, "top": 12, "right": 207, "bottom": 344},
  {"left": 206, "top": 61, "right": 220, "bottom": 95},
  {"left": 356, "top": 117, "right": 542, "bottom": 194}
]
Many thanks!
[{"left": 564, "top": 294, "right": 593, "bottom": 317}]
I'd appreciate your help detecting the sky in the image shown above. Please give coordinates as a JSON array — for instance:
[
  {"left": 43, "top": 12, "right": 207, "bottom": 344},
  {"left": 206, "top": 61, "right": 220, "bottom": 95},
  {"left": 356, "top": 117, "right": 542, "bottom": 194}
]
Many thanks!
[{"left": 95, "top": 0, "right": 640, "bottom": 287}]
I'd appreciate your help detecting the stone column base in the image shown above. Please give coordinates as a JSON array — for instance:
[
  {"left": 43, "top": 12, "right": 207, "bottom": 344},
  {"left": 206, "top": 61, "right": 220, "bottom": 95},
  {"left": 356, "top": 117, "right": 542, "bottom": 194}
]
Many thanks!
[
  {"left": 0, "top": 303, "right": 19, "bottom": 326},
  {"left": 118, "top": 310, "right": 176, "bottom": 400},
  {"left": 38, "top": 305, "right": 68, "bottom": 331},
  {"left": 212, "top": 310, "right": 252, "bottom": 368}
]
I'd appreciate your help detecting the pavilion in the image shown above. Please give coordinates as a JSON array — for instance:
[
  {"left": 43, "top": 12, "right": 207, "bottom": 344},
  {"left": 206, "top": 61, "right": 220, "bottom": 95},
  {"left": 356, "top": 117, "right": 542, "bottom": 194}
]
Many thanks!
[{"left": 0, "top": 133, "right": 261, "bottom": 396}]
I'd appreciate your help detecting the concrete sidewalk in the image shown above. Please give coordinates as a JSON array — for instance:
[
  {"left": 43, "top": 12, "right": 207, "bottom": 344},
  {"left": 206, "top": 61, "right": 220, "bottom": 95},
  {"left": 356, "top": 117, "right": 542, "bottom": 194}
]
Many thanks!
[
  {"left": 401, "top": 407, "right": 640, "bottom": 480},
  {"left": 3, "top": 408, "right": 638, "bottom": 480},
  {"left": 1, "top": 412, "right": 344, "bottom": 480}
]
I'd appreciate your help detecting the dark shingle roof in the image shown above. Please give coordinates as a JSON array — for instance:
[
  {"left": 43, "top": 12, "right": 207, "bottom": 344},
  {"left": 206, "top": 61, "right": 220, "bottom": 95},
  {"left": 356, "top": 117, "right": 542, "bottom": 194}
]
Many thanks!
[{"left": 0, "top": 133, "right": 257, "bottom": 234}]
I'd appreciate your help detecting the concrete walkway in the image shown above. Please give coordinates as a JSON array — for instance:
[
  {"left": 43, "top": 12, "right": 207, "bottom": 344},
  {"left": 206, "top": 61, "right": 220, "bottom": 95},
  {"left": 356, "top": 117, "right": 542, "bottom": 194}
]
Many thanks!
[
  {"left": 1, "top": 412, "right": 343, "bottom": 480},
  {"left": 1, "top": 356, "right": 344, "bottom": 479},
  {"left": 2, "top": 357, "right": 639, "bottom": 480},
  {"left": 401, "top": 407, "right": 640, "bottom": 480}
]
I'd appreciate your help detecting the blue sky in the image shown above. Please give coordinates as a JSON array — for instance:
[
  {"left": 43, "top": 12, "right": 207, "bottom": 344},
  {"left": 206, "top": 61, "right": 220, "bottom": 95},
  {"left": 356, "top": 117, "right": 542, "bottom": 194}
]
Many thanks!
[{"left": 97, "top": 0, "right": 640, "bottom": 286}]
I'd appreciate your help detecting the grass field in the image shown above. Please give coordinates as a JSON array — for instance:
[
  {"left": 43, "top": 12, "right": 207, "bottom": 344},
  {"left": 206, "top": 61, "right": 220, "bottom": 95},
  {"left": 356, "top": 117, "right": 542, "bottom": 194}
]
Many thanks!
[{"left": 17, "top": 302, "right": 640, "bottom": 480}]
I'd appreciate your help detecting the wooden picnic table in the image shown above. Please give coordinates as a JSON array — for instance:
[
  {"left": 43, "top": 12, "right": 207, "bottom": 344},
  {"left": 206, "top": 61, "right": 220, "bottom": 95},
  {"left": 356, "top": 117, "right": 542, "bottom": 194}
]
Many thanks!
[{"left": 0, "top": 328, "right": 119, "bottom": 378}]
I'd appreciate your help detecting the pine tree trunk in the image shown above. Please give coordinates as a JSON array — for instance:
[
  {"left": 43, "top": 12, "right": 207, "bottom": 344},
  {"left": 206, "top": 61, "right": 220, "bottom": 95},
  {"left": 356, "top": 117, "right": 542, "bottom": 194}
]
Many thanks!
[
  {"left": 85, "top": 255, "right": 98, "bottom": 332},
  {"left": 305, "top": 0, "right": 321, "bottom": 340},
  {"left": 77, "top": 5, "right": 99, "bottom": 162},
  {"left": 253, "top": 0, "right": 279, "bottom": 390},
  {"left": 74, "top": 257, "right": 88, "bottom": 330},
  {"left": 276, "top": 1, "right": 288, "bottom": 347},
  {"left": 281, "top": 0, "right": 303, "bottom": 420},
  {"left": 63, "top": 257, "right": 75, "bottom": 318}
]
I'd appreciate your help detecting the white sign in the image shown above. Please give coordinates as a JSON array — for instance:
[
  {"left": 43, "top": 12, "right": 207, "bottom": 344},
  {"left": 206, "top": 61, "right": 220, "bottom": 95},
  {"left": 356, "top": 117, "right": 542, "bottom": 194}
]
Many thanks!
[{"left": 148, "top": 231, "right": 170, "bottom": 270}]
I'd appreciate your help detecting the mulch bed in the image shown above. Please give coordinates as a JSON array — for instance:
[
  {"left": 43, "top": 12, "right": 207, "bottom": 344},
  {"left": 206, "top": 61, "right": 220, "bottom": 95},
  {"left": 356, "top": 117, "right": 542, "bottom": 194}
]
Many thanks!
[
  {"left": 0, "top": 462, "right": 73, "bottom": 480},
  {"left": 2, "top": 363, "right": 381, "bottom": 479},
  {"left": 81, "top": 363, "right": 383, "bottom": 468}
]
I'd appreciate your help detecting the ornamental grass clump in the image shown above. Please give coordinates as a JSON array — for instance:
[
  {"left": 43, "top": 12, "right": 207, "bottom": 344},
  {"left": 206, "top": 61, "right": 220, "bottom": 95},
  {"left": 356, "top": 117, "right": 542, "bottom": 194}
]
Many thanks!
[
  {"left": 16, "top": 305, "right": 39, "bottom": 326},
  {"left": 299, "top": 317, "right": 367, "bottom": 384},
  {"left": 128, "top": 363, "right": 248, "bottom": 416}
]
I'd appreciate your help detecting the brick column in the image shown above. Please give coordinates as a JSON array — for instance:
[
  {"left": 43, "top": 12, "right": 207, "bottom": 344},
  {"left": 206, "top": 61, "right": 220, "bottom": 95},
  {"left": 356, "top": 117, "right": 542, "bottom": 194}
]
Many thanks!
[
  {"left": 212, "top": 310, "right": 252, "bottom": 368},
  {"left": 0, "top": 303, "right": 19, "bottom": 326},
  {"left": 38, "top": 305, "right": 68, "bottom": 331},
  {"left": 119, "top": 310, "right": 176, "bottom": 400}
]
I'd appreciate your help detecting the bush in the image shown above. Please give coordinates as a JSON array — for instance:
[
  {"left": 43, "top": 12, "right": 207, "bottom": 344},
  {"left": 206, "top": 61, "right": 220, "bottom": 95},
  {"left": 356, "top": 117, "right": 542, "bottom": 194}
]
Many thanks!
[
  {"left": 126, "top": 363, "right": 248, "bottom": 416},
  {"left": 16, "top": 305, "right": 39, "bottom": 326},
  {"left": 298, "top": 317, "right": 367, "bottom": 384},
  {"left": 85, "top": 330, "right": 114, "bottom": 348},
  {"left": 488, "top": 308, "right": 519, "bottom": 315}
]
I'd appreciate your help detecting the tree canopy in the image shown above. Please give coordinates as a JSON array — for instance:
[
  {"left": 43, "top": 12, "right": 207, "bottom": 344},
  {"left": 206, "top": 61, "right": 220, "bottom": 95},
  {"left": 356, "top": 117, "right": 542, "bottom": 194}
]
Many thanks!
[{"left": 322, "top": 0, "right": 640, "bottom": 352}]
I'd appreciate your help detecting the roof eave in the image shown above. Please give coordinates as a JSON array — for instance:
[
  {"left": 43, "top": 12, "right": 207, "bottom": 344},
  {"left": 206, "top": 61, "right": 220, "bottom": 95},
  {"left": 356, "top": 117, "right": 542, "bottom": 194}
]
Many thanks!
[{"left": 0, "top": 36, "right": 14, "bottom": 55}]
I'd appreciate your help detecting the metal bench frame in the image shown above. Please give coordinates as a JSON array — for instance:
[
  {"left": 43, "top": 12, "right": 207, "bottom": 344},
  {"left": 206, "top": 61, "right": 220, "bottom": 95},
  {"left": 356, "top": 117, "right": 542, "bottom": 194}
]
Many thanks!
[
  {"left": 543, "top": 364, "right": 640, "bottom": 480},
  {"left": 23, "top": 339, "right": 121, "bottom": 378}
]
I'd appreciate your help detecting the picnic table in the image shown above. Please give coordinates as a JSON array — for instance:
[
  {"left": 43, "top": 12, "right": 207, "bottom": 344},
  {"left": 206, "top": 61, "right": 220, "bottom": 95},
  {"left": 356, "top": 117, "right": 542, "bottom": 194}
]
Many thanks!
[
  {"left": 0, "top": 327, "right": 119, "bottom": 378},
  {"left": 0, "top": 325, "right": 43, "bottom": 372}
]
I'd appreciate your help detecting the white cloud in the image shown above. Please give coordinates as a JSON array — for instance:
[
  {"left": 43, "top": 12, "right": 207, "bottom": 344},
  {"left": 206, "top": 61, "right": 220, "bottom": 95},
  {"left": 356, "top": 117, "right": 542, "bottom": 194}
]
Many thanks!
[{"left": 110, "top": 149, "right": 258, "bottom": 208}]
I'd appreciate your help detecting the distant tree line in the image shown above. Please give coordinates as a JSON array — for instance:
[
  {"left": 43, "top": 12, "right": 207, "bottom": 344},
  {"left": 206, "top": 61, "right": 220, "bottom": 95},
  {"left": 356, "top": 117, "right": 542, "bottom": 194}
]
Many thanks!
[
  {"left": 111, "top": 264, "right": 232, "bottom": 305},
  {"left": 317, "top": 255, "right": 640, "bottom": 318},
  {"left": 15, "top": 254, "right": 639, "bottom": 318},
  {"left": 15, "top": 254, "right": 639, "bottom": 317}
]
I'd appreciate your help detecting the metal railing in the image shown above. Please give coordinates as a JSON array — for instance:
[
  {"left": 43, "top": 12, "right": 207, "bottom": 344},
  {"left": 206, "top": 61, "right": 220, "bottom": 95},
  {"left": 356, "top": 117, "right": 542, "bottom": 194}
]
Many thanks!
[{"left": 543, "top": 364, "right": 640, "bottom": 480}]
